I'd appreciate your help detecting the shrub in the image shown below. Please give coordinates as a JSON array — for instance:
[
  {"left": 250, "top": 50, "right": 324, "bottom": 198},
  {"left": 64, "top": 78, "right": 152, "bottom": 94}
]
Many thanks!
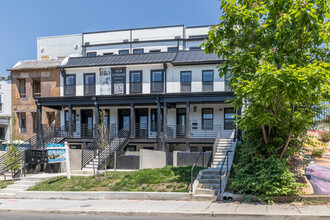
[
  {"left": 319, "top": 130, "right": 330, "bottom": 142},
  {"left": 311, "top": 148, "right": 325, "bottom": 158}
]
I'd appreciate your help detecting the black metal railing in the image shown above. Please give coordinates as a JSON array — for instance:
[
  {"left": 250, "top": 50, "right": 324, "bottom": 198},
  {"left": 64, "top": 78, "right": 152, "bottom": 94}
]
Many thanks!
[
  {"left": 190, "top": 151, "right": 207, "bottom": 193},
  {"left": 97, "top": 124, "right": 130, "bottom": 169},
  {"left": 134, "top": 123, "right": 158, "bottom": 138},
  {"left": 219, "top": 150, "right": 232, "bottom": 198},
  {"left": 166, "top": 125, "right": 221, "bottom": 139}
]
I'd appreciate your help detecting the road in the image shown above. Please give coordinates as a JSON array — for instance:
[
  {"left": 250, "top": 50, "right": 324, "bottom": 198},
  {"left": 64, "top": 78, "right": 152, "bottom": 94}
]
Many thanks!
[{"left": 0, "top": 212, "right": 319, "bottom": 220}]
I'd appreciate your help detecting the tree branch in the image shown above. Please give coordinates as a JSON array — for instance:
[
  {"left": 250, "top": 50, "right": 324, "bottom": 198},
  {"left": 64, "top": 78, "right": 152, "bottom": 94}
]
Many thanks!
[{"left": 280, "top": 105, "right": 295, "bottom": 159}]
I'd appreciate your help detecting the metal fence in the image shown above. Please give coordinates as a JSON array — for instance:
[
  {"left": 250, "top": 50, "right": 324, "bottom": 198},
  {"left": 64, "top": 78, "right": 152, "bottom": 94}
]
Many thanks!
[{"left": 177, "top": 152, "right": 212, "bottom": 167}]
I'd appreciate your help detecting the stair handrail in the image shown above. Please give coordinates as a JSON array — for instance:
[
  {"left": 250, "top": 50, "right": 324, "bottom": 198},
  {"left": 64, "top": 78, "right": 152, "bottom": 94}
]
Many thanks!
[
  {"left": 218, "top": 150, "right": 232, "bottom": 198},
  {"left": 97, "top": 123, "right": 130, "bottom": 169},
  {"left": 212, "top": 126, "right": 222, "bottom": 164},
  {"left": 190, "top": 150, "right": 206, "bottom": 193}
]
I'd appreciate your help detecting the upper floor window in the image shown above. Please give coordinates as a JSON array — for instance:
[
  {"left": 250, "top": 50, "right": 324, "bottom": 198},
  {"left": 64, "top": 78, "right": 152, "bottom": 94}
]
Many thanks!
[
  {"left": 64, "top": 75, "right": 75, "bottom": 96},
  {"left": 17, "top": 79, "right": 26, "bottom": 98},
  {"left": 224, "top": 108, "right": 236, "bottom": 130},
  {"left": 180, "top": 71, "right": 191, "bottom": 92},
  {"left": 133, "top": 49, "right": 144, "bottom": 54},
  {"left": 168, "top": 47, "right": 178, "bottom": 52},
  {"left": 84, "top": 73, "right": 95, "bottom": 95},
  {"left": 32, "top": 78, "right": 41, "bottom": 98},
  {"left": 202, "top": 108, "right": 213, "bottom": 130},
  {"left": 202, "top": 70, "right": 213, "bottom": 92},
  {"left": 130, "top": 71, "right": 142, "bottom": 94},
  {"left": 189, "top": 46, "right": 201, "bottom": 50},
  {"left": 151, "top": 70, "right": 164, "bottom": 93},
  {"left": 103, "top": 52, "right": 114, "bottom": 56},
  {"left": 87, "top": 52, "right": 97, "bottom": 57},
  {"left": 119, "top": 50, "right": 129, "bottom": 55},
  {"left": 149, "top": 49, "right": 161, "bottom": 53}
]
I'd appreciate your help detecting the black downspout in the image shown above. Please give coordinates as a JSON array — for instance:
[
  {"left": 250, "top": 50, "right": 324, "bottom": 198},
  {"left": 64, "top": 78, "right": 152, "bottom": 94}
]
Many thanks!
[{"left": 163, "top": 63, "right": 167, "bottom": 94}]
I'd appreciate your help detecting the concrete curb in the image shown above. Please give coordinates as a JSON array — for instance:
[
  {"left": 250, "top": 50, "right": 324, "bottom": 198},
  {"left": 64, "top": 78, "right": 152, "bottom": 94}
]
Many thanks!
[
  {"left": 5, "top": 191, "right": 191, "bottom": 201},
  {"left": 0, "top": 208, "right": 329, "bottom": 219}
]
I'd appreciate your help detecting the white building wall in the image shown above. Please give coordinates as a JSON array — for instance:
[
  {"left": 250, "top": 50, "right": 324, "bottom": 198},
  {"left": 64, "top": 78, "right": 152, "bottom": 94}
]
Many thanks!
[
  {"left": 37, "top": 34, "right": 82, "bottom": 60},
  {"left": 0, "top": 78, "right": 12, "bottom": 142}
]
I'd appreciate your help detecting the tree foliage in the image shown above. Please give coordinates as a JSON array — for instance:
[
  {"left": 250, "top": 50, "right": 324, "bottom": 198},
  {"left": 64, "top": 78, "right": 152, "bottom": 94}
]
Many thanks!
[{"left": 204, "top": 0, "right": 330, "bottom": 159}]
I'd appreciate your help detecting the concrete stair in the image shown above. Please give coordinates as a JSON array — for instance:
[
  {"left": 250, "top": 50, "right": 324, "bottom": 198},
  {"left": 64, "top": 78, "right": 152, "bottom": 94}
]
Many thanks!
[
  {"left": 82, "top": 157, "right": 99, "bottom": 171},
  {"left": 192, "top": 138, "right": 234, "bottom": 201}
]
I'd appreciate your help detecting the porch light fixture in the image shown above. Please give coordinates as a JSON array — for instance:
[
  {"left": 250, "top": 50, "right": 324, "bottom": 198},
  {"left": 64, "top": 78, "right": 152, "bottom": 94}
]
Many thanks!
[
  {"left": 219, "top": 108, "right": 223, "bottom": 111},
  {"left": 193, "top": 106, "right": 197, "bottom": 112}
]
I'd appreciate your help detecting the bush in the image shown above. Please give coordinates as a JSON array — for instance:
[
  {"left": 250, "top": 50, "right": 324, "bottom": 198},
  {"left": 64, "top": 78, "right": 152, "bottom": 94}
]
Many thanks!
[
  {"left": 319, "top": 130, "right": 330, "bottom": 142},
  {"left": 230, "top": 137, "right": 301, "bottom": 202},
  {"left": 311, "top": 148, "right": 325, "bottom": 158}
]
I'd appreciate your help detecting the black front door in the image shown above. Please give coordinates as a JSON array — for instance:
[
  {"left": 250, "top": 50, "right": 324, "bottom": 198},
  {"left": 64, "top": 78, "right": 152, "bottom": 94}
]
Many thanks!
[
  {"left": 135, "top": 109, "right": 148, "bottom": 137},
  {"left": 118, "top": 109, "right": 130, "bottom": 136},
  {"left": 176, "top": 108, "right": 186, "bottom": 137},
  {"left": 81, "top": 110, "right": 93, "bottom": 137}
]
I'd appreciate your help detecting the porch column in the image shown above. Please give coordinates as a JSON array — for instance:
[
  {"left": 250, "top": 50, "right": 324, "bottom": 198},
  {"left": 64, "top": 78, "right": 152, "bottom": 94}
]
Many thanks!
[
  {"left": 163, "top": 101, "right": 167, "bottom": 138},
  {"left": 68, "top": 104, "right": 73, "bottom": 137},
  {"left": 95, "top": 104, "right": 99, "bottom": 137},
  {"left": 157, "top": 99, "right": 161, "bottom": 150},
  {"left": 36, "top": 104, "right": 42, "bottom": 134},
  {"left": 186, "top": 102, "right": 190, "bottom": 138},
  {"left": 130, "top": 103, "right": 135, "bottom": 138}
]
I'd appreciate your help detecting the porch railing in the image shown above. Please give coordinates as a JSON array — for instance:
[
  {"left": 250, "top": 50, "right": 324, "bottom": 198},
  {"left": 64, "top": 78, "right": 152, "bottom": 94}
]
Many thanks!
[{"left": 166, "top": 124, "right": 221, "bottom": 139}]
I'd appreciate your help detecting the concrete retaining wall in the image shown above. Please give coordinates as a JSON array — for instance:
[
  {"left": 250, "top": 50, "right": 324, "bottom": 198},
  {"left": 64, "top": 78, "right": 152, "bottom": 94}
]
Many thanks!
[
  {"left": 13, "top": 191, "right": 191, "bottom": 201},
  {"left": 139, "top": 149, "right": 166, "bottom": 169}
]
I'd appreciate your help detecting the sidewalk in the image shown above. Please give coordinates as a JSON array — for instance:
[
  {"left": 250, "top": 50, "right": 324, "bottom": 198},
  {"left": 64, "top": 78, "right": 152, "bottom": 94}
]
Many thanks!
[{"left": 0, "top": 198, "right": 329, "bottom": 218}]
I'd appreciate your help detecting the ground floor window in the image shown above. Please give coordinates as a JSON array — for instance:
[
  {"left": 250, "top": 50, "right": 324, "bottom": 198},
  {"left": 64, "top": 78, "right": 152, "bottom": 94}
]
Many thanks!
[
  {"left": 65, "top": 110, "right": 76, "bottom": 132},
  {"left": 224, "top": 108, "right": 236, "bottom": 130},
  {"left": 0, "top": 127, "right": 5, "bottom": 140},
  {"left": 202, "top": 108, "right": 213, "bottom": 130},
  {"left": 47, "top": 112, "right": 55, "bottom": 126},
  {"left": 17, "top": 112, "right": 26, "bottom": 133},
  {"left": 150, "top": 108, "right": 163, "bottom": 132}
]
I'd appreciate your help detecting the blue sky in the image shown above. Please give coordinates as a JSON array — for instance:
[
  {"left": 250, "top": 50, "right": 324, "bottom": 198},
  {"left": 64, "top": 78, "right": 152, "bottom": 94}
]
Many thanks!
[{"left": 0, "top": 0, "right": 221, "bottom": 76}]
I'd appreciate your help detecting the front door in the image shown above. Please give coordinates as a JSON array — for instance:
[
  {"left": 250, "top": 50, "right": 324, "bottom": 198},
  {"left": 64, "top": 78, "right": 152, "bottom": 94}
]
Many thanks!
[
  {"left": 176, "top": 108, "right": 186, "bottom": 137},
  {"left": 81, "top": 110, "right": 93, "bottom": 137},
  {"left": 118, "top": 109, "right": 130, "bottom": 136},
  {"left": 135, "top": 109, "right": 148, "bottom": 137}
]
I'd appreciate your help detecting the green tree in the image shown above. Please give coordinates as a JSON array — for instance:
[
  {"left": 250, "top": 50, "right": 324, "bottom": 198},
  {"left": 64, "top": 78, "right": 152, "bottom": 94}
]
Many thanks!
[
  {"left": 97, "top": 109, "right": 111, "bottom": 177},
  {"left": 203, "top": 0, "right": 330, "bottom": 198},
  {"left": 204, "top": 0, "right": 330, "bottom": 159}
]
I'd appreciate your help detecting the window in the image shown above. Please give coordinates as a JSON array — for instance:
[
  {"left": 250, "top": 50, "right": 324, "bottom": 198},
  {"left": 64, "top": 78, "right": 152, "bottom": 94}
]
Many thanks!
[
  {"left": 32, "top": 78, "right": 41, "bottom": 98},
  {"left": 119, "top": 50, "right": 129, "bottom": 55},
  {"left": 32, "top": 112, "right": 37, "bottom": 133},
  {"left": 202, "top": 70, "right": 213, "bottom": 92},
  {"left": 64, "top": 75, "right": 75, "bottom": 96},
  {"left": 225, "top": 70, "right": 230, "bottom": 91},
  {"left": 47, "top": 112, "right": 55, "bottom": 126},
  {"left": 87, "top": 52, "right": 97, "bottom": 57},
  {"left": 0, "top": 95, "right": 2, "bottom": 112},
  {"left": 103, "top": 52, "right": 114, "bottom": 56},
  {"left": 84, "top": 73, "right": 95, "bottom": 95},
  {"left": 17, "top": 112, "right": 26, "bottom": 133},
  {"left": 189, "top": 47, "right": 201, "bottom": 50},
  {"left": 133, "top": 49, "right": 144, "bottom": 54},
  {"left": 151, "top": 70, "right": 164, "bottom": 93},
  {"left": 224, "top": 108, "right": 236, "bottom": 130},
  {"left": 189, "top": 35, "right": 208, "bottom": 39},
  {"left": 151, "top": 109, "right": 163, "bottom": 132},
  {"left": 0, "top": 127, "right": 5, "bottom": 140},
  {"left": 130, "top": 71, "right": 142, "bottom": 94},
  {"left": 202, "top": 108, "right": 213, "bottom": 130},
  {"left": 149, "top": 49, "right": 161, "bottom": 53},
  {"left": 17, "top": 79, "right": 26, "bottom": 98},
  {"left": 180, "top": 71, "right": 191, "bottom": 92},
  {"left": 64, "top": 110, "right": 76, "bottom": 132},
  {"left": 168, "top": 47, "right": 178, "bottom": 52}
]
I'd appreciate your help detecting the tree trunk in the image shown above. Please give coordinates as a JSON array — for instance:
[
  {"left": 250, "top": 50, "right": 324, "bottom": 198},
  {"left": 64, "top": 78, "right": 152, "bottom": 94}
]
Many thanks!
[
  {"left": 262, "top": 125, "right": 269, "bottom": 145},
  {"left": 280, "top": 131, "right": 291, "bottom": 159}
]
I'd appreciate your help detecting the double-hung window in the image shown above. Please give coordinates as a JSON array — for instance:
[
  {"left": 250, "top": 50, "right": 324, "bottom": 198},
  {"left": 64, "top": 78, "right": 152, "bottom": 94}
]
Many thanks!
[
  {"left": 151, "top": 70, "right": 164, "bottom": 93},
  {"left": 180, "top": 71, "right": 191, "bottom": 92},
  {"left": 130, "top": 71, "right": 142, "bottom": 94},
  {"left": 133, "top": 49, "right": 144, "bottom": 54},
  {"left": 84, "top": 73, "right": 95, "bottom": 95},
  {"left": 202, "top": 70, "right": 214, "bottom": 92},
  {"left": 64, "top": 75, "right": 75, "bottom": 96},
  {"left": 119, "top": 50, "right": 129, "bottom": 55},
  {"left": 224, "top": 108, "right": 236, "bottom": 130},
  {"left": 18, "top": 79, "right": 26, "bottom": 98},
  {"left": 202, "top": 108, "right": 213, "bottom": 130}
]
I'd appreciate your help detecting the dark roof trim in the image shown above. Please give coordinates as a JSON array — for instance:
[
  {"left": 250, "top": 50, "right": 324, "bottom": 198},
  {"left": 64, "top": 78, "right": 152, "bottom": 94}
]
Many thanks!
[
  {"left": 83, "top": 24, "right": 185, "bottom": 35},
  {"left": 171, "top": 61, "right": 221, "bottom": 66}
]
